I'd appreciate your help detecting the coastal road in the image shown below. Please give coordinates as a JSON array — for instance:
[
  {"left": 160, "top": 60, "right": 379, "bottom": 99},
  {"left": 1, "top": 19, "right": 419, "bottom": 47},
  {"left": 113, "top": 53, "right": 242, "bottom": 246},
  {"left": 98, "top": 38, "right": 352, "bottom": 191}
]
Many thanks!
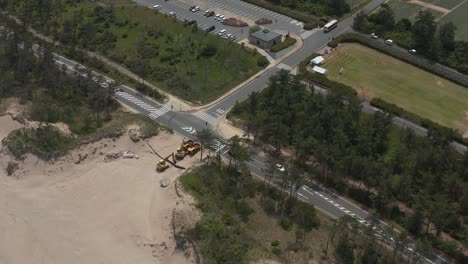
[{"left": 51, "top": 0, "right": 461, "bottom": 261}]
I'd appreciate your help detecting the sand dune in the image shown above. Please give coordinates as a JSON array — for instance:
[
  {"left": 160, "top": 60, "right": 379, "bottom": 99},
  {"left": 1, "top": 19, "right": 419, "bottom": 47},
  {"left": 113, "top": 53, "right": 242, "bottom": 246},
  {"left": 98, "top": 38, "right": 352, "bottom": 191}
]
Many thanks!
[{"left": 0, "top": 116, "right": 199, "bottom": 264}]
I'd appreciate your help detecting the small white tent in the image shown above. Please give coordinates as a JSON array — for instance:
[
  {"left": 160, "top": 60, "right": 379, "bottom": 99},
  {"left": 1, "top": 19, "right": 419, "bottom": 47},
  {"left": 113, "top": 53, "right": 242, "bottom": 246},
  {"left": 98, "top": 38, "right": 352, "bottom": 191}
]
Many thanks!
[
  {"left": 312, "top": 66, "right": 328, "bottom": 75},
  {"left": 310, "top": 56, "right": 325, "bottom": 65}
]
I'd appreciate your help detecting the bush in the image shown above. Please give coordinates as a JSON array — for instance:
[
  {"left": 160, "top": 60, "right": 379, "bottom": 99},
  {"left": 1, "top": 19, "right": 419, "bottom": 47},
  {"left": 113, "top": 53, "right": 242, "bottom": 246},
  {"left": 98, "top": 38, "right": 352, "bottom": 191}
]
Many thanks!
[
  {"left": 272, "top": 247, "right": 282, "bottom": 256},
  {"left": 280, "top": 218, "right": 293, "bottom": 231},
  {"left": 257, "top": 56, "right": 269, "bottom": 68},
  {"left": 271, "top": 240, "right": 280, "bottom": 247},
  {"left": 235, "top": 200, "right": 255, "bottom": 222},
  {"left": 135, "top": 83, "right": 164, "bottom": 101},
  {"left": 5, "top": 125, "right": 73, "bottom": 160},
  {"left": 270, "top": 37, "right": 297, "bottom": 53}
]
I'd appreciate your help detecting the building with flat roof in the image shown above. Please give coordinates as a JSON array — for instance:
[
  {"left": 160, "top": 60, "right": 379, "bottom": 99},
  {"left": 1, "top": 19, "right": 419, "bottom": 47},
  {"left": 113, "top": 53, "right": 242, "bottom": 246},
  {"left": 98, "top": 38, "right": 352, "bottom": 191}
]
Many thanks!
[{"left": 249, "top": 28, "right": 282, "bottom": 49}]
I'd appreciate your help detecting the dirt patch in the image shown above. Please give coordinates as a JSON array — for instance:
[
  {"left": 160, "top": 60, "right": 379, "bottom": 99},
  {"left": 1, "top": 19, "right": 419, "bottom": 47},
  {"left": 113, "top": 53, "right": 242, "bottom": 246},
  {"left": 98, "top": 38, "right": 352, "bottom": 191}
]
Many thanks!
[
  {"left": 404, "top": 0, "right": 450, "bottom": 14},
  {"left": 0, "top": 122, "right": 201, "bottom": 264}
]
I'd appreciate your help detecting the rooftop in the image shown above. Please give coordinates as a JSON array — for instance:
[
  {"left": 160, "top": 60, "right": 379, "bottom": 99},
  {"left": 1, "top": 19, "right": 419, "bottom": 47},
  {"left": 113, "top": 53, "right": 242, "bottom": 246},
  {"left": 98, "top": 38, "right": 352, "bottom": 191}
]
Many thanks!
[{"left": 250, "top": 28, "right": 281, "bottom": 42}]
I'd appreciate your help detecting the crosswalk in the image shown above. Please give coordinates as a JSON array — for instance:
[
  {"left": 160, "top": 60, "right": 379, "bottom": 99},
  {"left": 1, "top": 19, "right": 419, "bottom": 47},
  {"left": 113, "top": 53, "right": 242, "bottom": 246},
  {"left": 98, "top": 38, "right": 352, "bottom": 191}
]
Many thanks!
[
  {"left": 212, "top": 139, "right": 228, "bottom": 154},
  {"left": 116, "top": 91, "right": 170, "bottom": 120},
  {"left": 276, "top": 63, "right": 293, "bottom": 71},
  {"left": 192, "top": 111, "right": 219, "bottom": 126}
]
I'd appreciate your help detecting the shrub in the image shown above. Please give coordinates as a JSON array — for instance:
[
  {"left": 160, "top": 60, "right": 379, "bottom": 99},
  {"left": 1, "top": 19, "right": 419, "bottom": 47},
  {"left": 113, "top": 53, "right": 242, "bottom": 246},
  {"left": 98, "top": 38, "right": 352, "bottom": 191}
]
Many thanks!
[
  {"left": 272, "top": 247, "right": 282, "bottom": 256},
  {"left": 257, "top": 56, "right": 269, "bottom": 68},
  {"left": 235, "top": 200, "right": 254, "bottom": 222},
  {"left": 270, "top": 37, "right": 297, "bottom": 53},
  {"left": 271, "top": 240, "right": 280, "bottom": 247},
  {"left": 280, "top": 218, "right": 293, "bottom": 231},
  {"left": 6, "top": 161, "right": 19, "bottom": 176}
]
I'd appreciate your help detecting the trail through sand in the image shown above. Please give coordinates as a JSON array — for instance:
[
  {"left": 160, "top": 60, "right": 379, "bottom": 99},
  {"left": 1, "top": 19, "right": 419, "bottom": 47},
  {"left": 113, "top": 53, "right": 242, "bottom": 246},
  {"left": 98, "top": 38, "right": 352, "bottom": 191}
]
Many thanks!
[{"left": 0, "top": 119, "right": 200, "bottom": 264}]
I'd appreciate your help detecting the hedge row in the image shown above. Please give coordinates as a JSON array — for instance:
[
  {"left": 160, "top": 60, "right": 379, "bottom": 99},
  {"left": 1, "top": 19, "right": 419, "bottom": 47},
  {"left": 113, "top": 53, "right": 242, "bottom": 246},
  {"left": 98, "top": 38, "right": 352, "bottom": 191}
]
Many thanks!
[
  {"left": 328, "top": 33, "right": 468, "bottom": 88},
  {"left": 370, "top": 98, "right": 466, "bottom": 144},
  {"left": 240, "top": 0, "right": 321, "bottom": 25},
  {"left": 302, "top": 71, "right": 357, "bottom": 97},
  {"left": 270, "top": 36, "right": 297, "bottom": 53}
]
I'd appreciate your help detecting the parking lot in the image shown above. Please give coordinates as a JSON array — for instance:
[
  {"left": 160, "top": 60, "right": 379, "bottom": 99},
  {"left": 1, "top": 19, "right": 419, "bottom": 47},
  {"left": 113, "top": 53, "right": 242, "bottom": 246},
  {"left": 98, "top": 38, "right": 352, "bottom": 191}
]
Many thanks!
[
  {"left": 134, "top": 0, "right": 252, "bottom": 41},
  {"left": 192, "top": 0, "right": 304, "bottom": 32}
]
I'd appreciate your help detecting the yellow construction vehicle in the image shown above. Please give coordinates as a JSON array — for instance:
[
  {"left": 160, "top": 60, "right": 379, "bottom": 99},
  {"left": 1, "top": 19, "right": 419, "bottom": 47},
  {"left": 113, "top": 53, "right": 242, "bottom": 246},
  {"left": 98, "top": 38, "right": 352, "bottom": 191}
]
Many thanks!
[
  {"left": 187, "top": 142, "right": 201, "bottom": 155},
  {"left": 175, "top": 147, "right": 186, "bottom": 160},
  {"left": 147, "top": 143, "right": 186, "bottom": 172},
  {"left": 181, "top": 139, "right": 195, "bottom": 151},
  {"left": 157, "top": 153, "right": 176, "bottom": 172}
]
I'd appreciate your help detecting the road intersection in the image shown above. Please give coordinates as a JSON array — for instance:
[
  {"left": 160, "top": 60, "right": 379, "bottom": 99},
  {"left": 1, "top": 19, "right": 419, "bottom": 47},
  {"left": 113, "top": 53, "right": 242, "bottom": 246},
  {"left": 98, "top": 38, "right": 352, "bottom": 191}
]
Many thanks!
[{"left": 50, "top": 0, "right": 461, "bottom": 262}]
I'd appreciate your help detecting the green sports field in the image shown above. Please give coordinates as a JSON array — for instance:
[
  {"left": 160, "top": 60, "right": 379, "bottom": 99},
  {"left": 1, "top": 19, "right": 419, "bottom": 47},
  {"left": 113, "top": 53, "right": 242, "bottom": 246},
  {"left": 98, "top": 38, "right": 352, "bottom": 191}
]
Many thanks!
[
  {"left": 385, "top": 0, "right": 468, "bottom": 41},
  {"left": 322, "top": 43, "right": 468, "bottom": 133}
]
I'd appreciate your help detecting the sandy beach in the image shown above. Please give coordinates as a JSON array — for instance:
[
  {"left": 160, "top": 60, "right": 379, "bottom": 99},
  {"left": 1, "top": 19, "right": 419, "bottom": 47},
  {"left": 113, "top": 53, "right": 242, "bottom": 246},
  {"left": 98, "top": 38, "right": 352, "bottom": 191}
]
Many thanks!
[{"left": 0, "top": 113, "right": 200, "bottom": 264}]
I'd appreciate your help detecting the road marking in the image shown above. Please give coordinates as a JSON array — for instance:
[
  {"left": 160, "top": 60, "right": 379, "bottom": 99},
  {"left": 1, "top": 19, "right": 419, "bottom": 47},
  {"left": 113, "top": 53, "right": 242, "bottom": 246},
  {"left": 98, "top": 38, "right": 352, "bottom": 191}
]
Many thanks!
[
  {"left": 182, "top": 127, "right": 197, "bottom": 134},
  {"left": 192, "top": 111, "right": 219, "bottom": 126},
  {"left": 276, "top": 63, "right": 292, "bottom": 71},
  {"left": 300, "top": 30, "right": 314, "bottom": 39}
]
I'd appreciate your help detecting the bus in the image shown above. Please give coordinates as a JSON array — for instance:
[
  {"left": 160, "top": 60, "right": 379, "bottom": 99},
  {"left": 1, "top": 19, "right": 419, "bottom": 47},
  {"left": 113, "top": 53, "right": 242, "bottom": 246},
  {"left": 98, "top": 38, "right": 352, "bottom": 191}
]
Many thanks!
[{"left": 323, "top": 20, "right": 338, "bottom": 32}]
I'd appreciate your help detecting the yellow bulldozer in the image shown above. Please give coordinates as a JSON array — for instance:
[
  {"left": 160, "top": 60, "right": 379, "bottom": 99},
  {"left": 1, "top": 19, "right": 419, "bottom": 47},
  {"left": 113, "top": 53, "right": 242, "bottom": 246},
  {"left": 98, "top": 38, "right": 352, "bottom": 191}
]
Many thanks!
[
  {"left": 181, "top": 139, "right": 201, "bottom": 155},
  {"left": 157, "top": 153, "right": 176, "bottom": 172},
  {"left": 146, "top": 143, "right": 185, "bottom": 172}
]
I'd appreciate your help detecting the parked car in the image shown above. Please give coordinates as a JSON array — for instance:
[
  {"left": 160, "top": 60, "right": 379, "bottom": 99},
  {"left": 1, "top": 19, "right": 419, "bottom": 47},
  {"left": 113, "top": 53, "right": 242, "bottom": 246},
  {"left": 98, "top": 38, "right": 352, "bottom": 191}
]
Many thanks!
[
  {"left": 226, "top": 34, "right": 236, "bottom": 41},
  {"left": 385, "top": 39, "right": 393, "bottom": 46},
  {"left": 219, "top": 15, "right": 225, "bottom": 22},
  {"left": 276, "top": 164, "right": 285, "bottom": 172},
  {"left": 370, "top": 33, "right": 378, "bottom": 39},
  {"left": 152, "top": 5, "right": 161, "bottom": 10},
  {"left": 168, "top": 11, "right": 176, "bottom": 17},
  {"left": 217, "top": 29, "right": 226, "bottom": 36},
  {"left": 189, "top": 5, "right": 196, "bottom": 11},
  {"left": 184, "top": 19, "right": 197, "bottom": 25},
  {"left": 206, "top": 25, "right": 216, "bottom": 32},
  {"left": 408, "top": 49, "right": 417, "bottom": 54},
  {"left": 193, "top": 6, "right": 200, "bottom": 12},
  {"left": 204, "top": 11, "right": 215, "bottom": 17},
  {"left": 214, "top": 14, "right": 221, "bottom": 20}
]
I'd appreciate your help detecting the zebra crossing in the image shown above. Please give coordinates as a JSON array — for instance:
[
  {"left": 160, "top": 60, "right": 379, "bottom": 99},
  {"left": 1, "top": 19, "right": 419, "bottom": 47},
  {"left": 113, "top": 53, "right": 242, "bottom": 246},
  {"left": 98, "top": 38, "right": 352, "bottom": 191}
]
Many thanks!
[
  {"left": 116, "top": 91, "right": 170, "bottom": 120},
  {"left": 212, "top": 139, "right": 228, "bottom": 154},
  {"left": 192, "top": 111, "right": 219, "bottom": 126},
  {"left": 276, "top": 63, "right": 293, "bottom": 71}
]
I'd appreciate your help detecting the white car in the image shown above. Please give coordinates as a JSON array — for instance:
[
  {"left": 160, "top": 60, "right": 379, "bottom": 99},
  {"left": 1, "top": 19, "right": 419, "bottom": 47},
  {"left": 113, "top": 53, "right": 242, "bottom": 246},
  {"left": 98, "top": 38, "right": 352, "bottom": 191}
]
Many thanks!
[
  {"left": 275, "top": 164, "right": 285, "bottom": 172},
  {"left": 408, "top": 49, "right": 416, "bottom": 54},
  {"left": 370, "top": 33, "right": 378, "bottom": 39},
  {"left": 219, "top": 15, "right": 225, "bottom": 22},
  {"left": 214, "top": 14, "right": 221, "bottom": 20},
  {"left": 193, "top": 6, "right": 200, "bottom": 12},
  {"left": 385, "top": 39, "right": 393, "bottom": 46},
  {"left": 217, "top": 29, "right": 226, "bottom": 36},
  {"left": 168, "top": 11, "right": 176, "bottom": 17},
  {"left": 152, "top": 5, "right": 161, "bottom": 10}
]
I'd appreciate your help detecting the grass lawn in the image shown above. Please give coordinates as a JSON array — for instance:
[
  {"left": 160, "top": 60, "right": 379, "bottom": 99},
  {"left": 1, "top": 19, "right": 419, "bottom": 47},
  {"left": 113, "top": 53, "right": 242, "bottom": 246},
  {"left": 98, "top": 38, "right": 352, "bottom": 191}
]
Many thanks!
[
  {"left": 44, "top": 2, "right": 263, "bottom": 104},
  {"left": 322, "top": 43, "right": 468, "bottom": 133},
  {"left": 438, "top": 0, "right": 468, "bottom": 41}
]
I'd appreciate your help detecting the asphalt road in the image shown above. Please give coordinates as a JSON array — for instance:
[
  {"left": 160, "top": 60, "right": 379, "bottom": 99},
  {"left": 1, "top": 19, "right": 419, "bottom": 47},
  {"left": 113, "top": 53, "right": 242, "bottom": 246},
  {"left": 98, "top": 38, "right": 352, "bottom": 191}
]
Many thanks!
[{"left": 51, "top": 0, "right": 460, "bottom": 262}]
